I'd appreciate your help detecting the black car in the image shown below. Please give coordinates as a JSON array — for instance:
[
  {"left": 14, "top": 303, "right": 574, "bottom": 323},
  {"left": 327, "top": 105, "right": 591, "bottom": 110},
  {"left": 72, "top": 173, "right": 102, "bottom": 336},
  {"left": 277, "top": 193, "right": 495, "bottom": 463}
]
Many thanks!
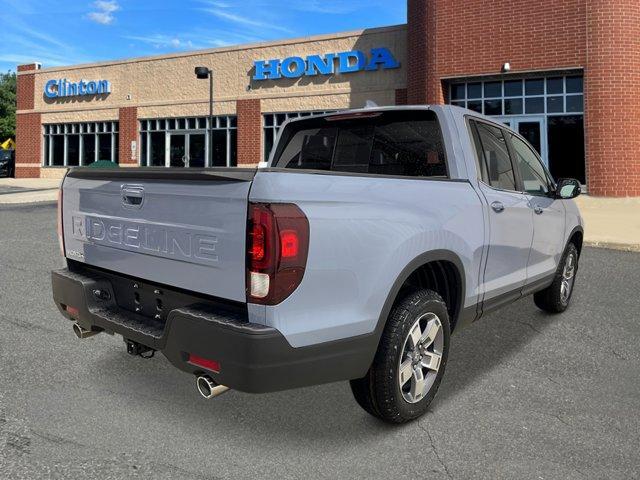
[{"left": 0, "top": 149, "right": 15, "bottom": 177}]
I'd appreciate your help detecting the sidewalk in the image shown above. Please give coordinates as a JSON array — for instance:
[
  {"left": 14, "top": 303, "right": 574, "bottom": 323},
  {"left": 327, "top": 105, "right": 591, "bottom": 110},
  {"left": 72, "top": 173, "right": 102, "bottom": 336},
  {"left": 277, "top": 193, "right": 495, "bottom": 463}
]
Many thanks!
[
  {"left": 0, "top": 178, "right": 60, "bottom": 204},
  {"left": 0, "top": 177, "right": 638, "bottom": 251},
  {"left": 575, "top": 195, "right": 640, "bottom": 252}
]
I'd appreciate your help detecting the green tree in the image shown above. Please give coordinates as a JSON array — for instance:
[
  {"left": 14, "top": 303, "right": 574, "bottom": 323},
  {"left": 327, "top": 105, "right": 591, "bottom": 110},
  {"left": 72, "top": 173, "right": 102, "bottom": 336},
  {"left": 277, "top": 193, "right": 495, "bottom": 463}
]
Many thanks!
[{"left": 0, "top": 71, "right": 17, "bottom": 141}]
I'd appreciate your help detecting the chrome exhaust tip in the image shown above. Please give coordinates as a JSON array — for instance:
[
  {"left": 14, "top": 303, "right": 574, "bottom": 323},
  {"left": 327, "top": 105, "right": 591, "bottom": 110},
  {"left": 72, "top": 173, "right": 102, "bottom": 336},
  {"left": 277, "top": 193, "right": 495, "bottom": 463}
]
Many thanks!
[
  {"left": 196, "top": 375, "right": 230, "bottom": 399},
  {"left": 73, "top": 323, "right": 101, "bottom": 339}
]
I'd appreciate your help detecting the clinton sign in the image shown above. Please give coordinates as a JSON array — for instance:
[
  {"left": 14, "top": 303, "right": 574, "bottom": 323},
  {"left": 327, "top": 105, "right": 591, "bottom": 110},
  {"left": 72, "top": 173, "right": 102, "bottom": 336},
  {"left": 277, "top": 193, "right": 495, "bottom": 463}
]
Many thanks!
[
  {"left": 44, "top": 79, "right": 111, "bottom": 99},
  {"left": 253, "top": 47, "right": 400, "bottom": 81}
]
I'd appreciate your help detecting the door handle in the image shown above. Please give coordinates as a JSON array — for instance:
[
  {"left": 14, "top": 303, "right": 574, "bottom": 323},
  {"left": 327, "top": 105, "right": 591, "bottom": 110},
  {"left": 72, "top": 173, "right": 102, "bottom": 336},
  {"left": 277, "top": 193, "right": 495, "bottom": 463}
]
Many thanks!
[
  {"left": 534, "top": 205, "right": 544, "bottom": 215},
  {"left": 491, "top": 201, "right": 505, "bottom": 213},
  {"left": 121, "top": 185, "right": 144, "bottom": 209}
]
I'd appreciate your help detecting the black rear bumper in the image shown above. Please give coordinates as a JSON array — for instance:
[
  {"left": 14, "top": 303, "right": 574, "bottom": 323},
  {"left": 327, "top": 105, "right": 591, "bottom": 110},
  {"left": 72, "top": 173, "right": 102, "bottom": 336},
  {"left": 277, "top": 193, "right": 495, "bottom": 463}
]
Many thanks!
[{"left": 51, "top": 267, "right": 375, "bottom": 393}]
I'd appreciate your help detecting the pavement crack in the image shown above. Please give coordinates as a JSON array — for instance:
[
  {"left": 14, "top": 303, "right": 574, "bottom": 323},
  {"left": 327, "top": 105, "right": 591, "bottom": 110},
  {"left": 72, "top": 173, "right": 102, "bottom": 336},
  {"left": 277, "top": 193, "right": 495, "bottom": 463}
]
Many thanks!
[
  {"left": 419, "top": 423, "right": 453, "bottom": 480},
  {"left": 507, "top": 318, "right": 542, "bottom": 334},
  {"left": 30, "top": 430, "right": 87, "bottom": 449},
  {"left": 611, "top": 349, "right": 628, "bottom": 361}
]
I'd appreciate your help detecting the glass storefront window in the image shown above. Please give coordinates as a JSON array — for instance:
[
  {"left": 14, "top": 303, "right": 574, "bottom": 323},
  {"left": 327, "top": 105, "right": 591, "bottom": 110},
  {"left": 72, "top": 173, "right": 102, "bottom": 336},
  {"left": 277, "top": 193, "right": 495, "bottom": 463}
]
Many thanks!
[
  {"left": 504, "top": 80, "right": 522, "bottom": 97},
  {"left": 448, "top": 74, "right": 585, "bottom": 185},
  {"left": 448, "top": 74, "right": 584, "bottom": 116},
  {"left": 139, "top": 116, "right": 237, "bottom": 167},
  {"left": 43, "top": 121, "right": 118, "bottom": 166}
]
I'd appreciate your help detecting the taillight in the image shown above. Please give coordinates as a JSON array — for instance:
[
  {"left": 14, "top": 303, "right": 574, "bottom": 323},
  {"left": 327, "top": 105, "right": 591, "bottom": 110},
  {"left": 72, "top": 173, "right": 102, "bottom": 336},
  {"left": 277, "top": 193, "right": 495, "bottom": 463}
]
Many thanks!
[
  {"left": 247, "top": 203, "right": 309, "bottom": 305},
  {"left": 57, "top": 188, "right": 65, "bottom": 256}
]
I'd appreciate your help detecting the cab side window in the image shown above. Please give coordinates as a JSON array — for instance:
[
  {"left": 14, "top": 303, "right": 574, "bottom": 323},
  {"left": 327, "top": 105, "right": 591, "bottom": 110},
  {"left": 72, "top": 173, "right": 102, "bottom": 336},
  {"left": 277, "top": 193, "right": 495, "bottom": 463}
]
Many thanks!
[
  {"left": 509, "top": 134, "right": 552, "bottom": 196},
  {"left": 470, "top": 120, "right": 517, "bottom": 191}
]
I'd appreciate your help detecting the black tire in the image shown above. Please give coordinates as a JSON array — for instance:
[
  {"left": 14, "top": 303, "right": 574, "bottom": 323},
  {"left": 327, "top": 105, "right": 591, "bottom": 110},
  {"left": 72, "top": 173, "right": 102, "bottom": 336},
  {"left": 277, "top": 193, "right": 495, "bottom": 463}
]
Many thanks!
[
  {"left": 350, "top": 289, "right": 451, "bottom": 423},
  {"left": 534, "top": 242, "right": 579, "bottom": 313}
]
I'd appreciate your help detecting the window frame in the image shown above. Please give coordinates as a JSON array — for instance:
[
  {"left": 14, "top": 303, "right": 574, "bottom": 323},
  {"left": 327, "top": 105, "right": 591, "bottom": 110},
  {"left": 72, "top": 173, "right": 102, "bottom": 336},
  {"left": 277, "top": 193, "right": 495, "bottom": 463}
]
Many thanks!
[
  {"left": 138, "top": 115, "right": 237, "bottom": 167},
  {"left": 467, "top": 116, "right": 519, "bottom": 193},
  {"left": 449, "top": 74, "right": 584, "bottom": 117},
  {"left": 42, "top": 121, "right": 119, "bottom": 167},
  {"left": 506, "top": 131, "right": 556, "bottom": 197},
  {"left": 467, "top": 115, "right": 556, "bottom": 196}
]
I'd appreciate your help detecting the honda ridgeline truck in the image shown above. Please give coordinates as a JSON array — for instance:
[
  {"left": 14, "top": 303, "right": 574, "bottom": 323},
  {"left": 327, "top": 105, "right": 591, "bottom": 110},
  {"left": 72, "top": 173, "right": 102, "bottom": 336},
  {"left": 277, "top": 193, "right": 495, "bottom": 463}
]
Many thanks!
[{"left": 52, "top": 106, "right": 583, "bottom": 423}]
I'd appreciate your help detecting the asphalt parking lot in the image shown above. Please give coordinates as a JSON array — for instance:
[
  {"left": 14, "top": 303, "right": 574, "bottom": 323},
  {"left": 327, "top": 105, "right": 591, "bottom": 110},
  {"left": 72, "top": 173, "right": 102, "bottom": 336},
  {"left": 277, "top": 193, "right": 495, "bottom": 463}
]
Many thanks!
[{"left": 0, "top": 203, "right": 639, "bottom": 479}]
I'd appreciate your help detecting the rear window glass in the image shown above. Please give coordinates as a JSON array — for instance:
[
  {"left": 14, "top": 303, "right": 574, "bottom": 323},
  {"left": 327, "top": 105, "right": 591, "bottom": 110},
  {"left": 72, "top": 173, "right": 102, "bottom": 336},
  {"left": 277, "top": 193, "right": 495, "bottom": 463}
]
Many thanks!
[{"left": 273, "top": 111, "right": 448, "bottom": 178}]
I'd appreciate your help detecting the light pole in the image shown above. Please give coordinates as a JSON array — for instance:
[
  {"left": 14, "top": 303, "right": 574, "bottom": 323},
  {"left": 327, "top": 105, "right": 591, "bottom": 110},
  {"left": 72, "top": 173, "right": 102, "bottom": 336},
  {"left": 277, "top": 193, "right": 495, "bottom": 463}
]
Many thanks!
[{"left": 195, "top": 66, "right": 213, "bottom": 168}]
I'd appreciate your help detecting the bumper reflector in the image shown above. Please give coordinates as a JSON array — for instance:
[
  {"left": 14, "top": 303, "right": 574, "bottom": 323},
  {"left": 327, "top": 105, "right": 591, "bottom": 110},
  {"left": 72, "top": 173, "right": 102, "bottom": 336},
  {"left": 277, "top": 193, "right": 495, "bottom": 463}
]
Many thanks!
[{"left": 188, "top": 354, "right": 221, "bottom": 373}]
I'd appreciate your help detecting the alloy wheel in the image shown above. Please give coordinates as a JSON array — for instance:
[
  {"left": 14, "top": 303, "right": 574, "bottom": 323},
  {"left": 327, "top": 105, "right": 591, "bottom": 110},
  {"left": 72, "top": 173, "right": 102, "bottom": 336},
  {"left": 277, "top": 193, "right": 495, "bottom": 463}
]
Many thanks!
[{"left": 398, "top": 312, "right": 444, "bottom": 404}]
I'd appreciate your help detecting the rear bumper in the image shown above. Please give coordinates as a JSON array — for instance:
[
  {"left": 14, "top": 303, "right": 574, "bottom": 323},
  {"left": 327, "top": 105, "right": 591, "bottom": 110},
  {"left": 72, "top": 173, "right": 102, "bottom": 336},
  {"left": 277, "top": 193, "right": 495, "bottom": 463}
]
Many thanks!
[{"left": 51, "top": 267, "right": 375, "bottom": 393}]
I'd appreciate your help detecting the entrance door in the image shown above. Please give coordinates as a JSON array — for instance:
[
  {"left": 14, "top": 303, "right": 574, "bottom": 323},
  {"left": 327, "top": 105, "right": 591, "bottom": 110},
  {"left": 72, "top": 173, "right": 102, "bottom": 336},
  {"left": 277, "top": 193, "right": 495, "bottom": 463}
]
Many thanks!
[
  {"left": 495, "top": 116, "right": 547, "bottom": 167},
  {"left": 168, "top": 133, "right": 186, "bottom": 167},
  {"left": 189, "top": 133, "right": 206, "bottom": 168},
  {"left": 167, "top": 131, "right": 206, "bottom": 167}
]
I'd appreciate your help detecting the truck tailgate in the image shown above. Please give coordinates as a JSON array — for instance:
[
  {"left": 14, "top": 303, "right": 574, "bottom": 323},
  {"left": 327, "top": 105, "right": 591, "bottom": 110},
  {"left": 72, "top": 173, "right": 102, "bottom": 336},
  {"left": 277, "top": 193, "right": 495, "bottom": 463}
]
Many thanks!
[{"left": 61, "top": 168, "right": 255, "bottom": 302}]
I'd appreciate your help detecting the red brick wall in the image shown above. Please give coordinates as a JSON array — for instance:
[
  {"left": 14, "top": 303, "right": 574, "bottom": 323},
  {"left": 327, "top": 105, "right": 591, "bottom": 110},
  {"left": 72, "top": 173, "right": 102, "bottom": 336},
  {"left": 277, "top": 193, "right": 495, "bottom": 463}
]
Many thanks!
[
  {"left": 395, "top": 88, "right": 408, "bottom": 105},
  {"left": 16, "top": 66, "right": 41, "bottom": 178},
  {"left": 17, "top": 64, "right": 39, "bottom": 72},
  {"left": 584, "top": 1, "right": 640, "bottom": 196},
  {"left": 408, "top": 0, "right": 587, "bottom": 103},
  {"left": 236, "top": 99, "right": 262, "bottom": 165},
  {"left": 16, "top": 71, "right": 35, "bottom": 111},
  {"left": 118, "top": 107, "right": 138, "bottom": 165},
  {"left": 15, "top": 113, "right": 41, "bottom": 178}
]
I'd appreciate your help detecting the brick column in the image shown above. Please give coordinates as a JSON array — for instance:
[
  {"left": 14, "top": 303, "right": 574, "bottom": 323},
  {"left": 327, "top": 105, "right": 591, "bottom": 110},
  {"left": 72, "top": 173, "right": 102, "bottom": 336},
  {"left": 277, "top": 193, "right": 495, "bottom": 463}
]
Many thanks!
[
  {"left": 424, "top": 0, "right": 443, "bottom": 105},
  {"left": 585, "top": 1, "right": 640, "bottom": 196},
  {"left": 407, "top": 0, "right": 442, "bottom": 106},
  {"left": 236, "top": 99, "right": 262, "bottom": 166},
  {"left": 118, "top": 107, "right": 138, "bottom": 166},
  {"left": 15, "top": 64, "right": 41, "bottom": 178},
  {"left": 407, "top": 0, "right": 428, "bottom": 105}
]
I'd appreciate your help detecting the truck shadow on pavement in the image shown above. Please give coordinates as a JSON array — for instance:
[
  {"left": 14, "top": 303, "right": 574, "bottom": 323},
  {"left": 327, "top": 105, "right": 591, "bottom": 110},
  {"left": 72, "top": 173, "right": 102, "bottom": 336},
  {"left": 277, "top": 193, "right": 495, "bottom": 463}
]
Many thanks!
[{"left": 92, "top": 295, "right": 558, "bottom": 443}]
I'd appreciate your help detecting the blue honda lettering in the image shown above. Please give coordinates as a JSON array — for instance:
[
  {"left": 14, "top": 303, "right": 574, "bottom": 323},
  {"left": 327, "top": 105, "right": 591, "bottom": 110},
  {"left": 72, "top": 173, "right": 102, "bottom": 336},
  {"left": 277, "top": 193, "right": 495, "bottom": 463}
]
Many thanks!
[
  {"left": 281, "top": 56, "right": 306, "bottom": 78},
  {"left": 365, "top": 47, "right": 401, "bottom": 71},
  {"left": 305, "top": 53, "right": 336, "bottom": 76},
  {"left": 252, "top": 47, "right": 400, "bottom": 81},
  {"left": 337, "top": 50, "right": 367, "bottom": 74},
  {"left": 254, "top": 59, "right": 282, "bottom": 80}
]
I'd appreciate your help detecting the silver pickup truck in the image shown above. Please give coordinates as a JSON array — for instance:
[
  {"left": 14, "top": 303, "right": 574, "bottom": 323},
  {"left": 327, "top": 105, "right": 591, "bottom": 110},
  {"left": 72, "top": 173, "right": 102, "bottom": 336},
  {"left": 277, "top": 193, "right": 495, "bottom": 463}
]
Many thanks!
[{"left": 52, "top": 106, "right": 583, "bottom": 423}]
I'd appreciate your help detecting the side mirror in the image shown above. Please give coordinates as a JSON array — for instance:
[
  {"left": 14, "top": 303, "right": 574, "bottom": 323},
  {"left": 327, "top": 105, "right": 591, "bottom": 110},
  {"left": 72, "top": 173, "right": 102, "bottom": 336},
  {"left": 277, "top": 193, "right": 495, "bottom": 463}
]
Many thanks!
[{"left": 555, "top": 178, "right": 581, "bottom": 199}]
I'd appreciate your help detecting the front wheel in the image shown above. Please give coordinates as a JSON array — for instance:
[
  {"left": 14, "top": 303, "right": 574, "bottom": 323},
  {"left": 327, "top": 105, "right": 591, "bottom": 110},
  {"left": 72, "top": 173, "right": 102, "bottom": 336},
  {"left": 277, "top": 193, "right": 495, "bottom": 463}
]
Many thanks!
[
  {"left": 350, "top": 289, "right": 451, "bottom": 423},
  {"left": 534, "top": 243, "right": 579, "bottom": 313}
]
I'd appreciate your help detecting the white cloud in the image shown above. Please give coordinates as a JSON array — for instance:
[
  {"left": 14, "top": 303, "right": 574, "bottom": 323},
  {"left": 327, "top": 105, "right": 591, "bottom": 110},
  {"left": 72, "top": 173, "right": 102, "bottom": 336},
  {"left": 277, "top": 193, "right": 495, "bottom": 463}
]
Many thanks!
[
  {"left": 203, "top": 8, "right": 292, "bottom": 34},
  {"left": 125, "top": 34, "right": 197, "bottom": 50},
  {"left": 292, "top": 1, "right": 361, "bottom": 14},
  {"left": 87, "top": 0, "right": 120, "bottom": 25}
]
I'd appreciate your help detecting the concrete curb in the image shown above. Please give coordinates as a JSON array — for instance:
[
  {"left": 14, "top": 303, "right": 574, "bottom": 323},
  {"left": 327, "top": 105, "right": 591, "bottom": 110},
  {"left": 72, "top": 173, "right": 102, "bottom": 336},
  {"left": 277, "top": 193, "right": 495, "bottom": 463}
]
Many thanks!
[{"left": 584, "top": 241, "right": 640, "bottom": 253}]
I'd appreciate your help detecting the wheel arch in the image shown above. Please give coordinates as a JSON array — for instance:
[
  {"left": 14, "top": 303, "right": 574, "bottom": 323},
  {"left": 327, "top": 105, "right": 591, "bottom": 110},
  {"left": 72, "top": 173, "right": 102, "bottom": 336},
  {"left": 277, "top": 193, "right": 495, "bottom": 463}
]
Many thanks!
[
  {"left": 567, "top": 225, "right": 584, "bottom": 257},
  {"left": 373, "top": 250, "right": 466, "bottom": 344}
]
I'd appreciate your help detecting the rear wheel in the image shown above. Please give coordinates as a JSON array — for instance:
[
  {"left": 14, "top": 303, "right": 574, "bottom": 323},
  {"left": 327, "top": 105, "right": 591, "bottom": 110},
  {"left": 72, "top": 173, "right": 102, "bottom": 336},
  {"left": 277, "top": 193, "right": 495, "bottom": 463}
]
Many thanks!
[
  {"left": 350, "top": 289, "right": 450, "bottom": 423},
  {"left": 534, "top": 242, "right": 579, "bottom": 313}
]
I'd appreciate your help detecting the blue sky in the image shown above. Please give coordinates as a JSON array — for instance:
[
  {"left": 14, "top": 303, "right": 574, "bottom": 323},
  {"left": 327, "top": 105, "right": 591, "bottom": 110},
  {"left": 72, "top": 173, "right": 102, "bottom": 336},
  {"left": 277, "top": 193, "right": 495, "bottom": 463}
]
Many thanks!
[{"left": 1, "top": 0, "right": 406, "bottom": 73}]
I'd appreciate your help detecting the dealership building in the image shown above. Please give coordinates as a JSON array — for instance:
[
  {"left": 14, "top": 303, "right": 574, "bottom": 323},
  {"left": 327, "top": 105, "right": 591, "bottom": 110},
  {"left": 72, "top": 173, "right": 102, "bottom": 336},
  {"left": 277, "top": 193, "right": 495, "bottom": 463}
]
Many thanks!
[{"left": 15, "top": 0, "right": 640, "bottom": 196}]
